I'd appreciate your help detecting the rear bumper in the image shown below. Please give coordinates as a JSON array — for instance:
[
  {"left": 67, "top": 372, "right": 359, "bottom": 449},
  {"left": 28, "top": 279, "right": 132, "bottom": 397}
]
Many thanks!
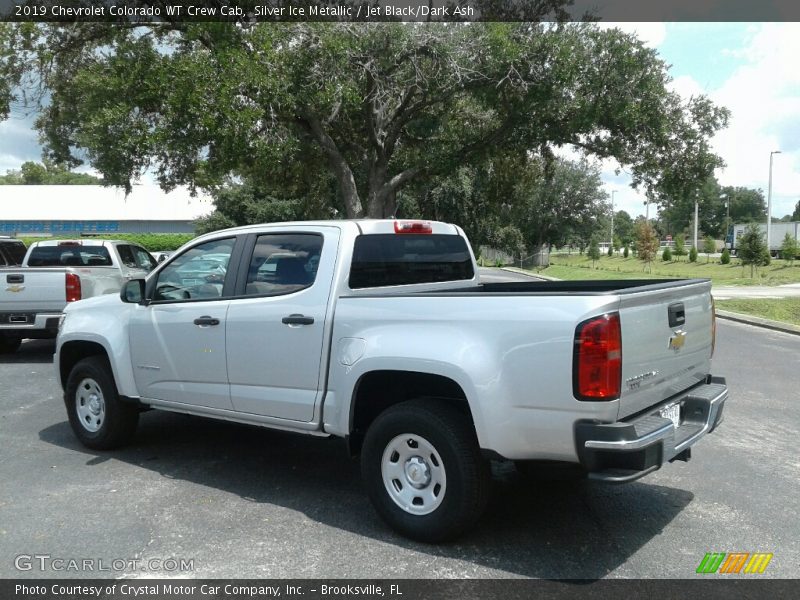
[
  {"left": 0, "top": 312, "right": 62, "bottom": 337},
  {"left": 574, "top": 376, "right": 727, "bottom": 483}
]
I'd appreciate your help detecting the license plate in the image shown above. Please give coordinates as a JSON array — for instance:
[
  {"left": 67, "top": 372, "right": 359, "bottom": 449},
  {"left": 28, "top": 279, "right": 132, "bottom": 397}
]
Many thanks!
[{"left": 660, "top": 402, "right": 681, "bottom": 428}]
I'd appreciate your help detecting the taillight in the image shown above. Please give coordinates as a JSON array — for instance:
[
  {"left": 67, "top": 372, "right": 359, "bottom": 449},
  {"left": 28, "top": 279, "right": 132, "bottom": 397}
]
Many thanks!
[
  {"left": 573, "top": 313, "right": 622, "bottom": 401},
  {"left": 65, "top": 273, "right": 82, "bottom": 302},
  {"left": 394, "top": 220, "right": 432, "bottom": 234},
  {"left": 710, "top": 295, "right": 717, "bottom": 358}
]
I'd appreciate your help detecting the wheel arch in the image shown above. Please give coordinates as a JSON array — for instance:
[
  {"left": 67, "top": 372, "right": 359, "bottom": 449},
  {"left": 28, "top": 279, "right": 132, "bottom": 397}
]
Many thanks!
[
  {"left": 59, "top": 340, "right": 112, "bottom": 391},
  {"left": 347, "top": 369, "right": 479, "bottom": 456}
]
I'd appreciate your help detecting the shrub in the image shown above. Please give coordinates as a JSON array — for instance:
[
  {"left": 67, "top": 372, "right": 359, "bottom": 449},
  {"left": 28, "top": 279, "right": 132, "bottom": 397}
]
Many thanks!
[
  {"left": 720, "top": 248, "right": 731, "bottom": 264},
  {"left": 623, "top": 245, "right": 629, "bottom": 258},
  {"left": 662, "top": 247, "right": 672, "bottom": 261},
  {"left": 688, "top": 246, "right": 698, "bottom": 263},
  {"left": 18, "top": 233, "right": 195, "bottom": 252},
  {"left": 607, "top": 244, "right": 613, "bottom": 257}
]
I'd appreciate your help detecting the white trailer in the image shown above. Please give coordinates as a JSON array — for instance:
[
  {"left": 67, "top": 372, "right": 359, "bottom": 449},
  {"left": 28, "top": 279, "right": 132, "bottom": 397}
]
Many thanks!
[{"left": 729, "top": 222, "right": 800, "bottom": 256}]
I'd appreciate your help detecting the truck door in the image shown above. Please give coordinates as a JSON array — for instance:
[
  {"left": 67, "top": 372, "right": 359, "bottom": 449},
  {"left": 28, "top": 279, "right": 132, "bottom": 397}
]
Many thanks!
[
  {"left": 226, "top": 228, "right": 339, "bottom": 421},
  {"left": 129, "top": 237, "right": 239, "bottom": 410}
]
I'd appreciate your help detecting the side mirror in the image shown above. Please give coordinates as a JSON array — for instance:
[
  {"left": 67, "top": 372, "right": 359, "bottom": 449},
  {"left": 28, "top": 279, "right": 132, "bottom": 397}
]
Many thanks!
[{"left": 121, "top": 279, "right": 146, "bottom": 304}]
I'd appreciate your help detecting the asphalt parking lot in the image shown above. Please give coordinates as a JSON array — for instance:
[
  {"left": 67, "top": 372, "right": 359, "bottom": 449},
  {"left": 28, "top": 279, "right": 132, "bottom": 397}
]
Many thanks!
[{"left": 1, "top": 319, "right": 798, "bottom": 579}]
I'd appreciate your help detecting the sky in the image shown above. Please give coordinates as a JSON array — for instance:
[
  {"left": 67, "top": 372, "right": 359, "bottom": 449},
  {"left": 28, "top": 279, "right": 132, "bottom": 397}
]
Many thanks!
[
  {"left": 598, "top": 22, "right": 800, "bottom": 220},
  {"left": 1, "top": 23, "right": 798, "bottom": 220}
]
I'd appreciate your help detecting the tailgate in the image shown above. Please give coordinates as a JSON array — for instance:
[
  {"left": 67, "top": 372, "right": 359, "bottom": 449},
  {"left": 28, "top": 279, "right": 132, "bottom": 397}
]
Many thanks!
[
  {"left": 617, "top": 280, "right": 713, "bottom": 419},
  {"left": 0, "top": 269, "right": 67, "bottom": 313}
]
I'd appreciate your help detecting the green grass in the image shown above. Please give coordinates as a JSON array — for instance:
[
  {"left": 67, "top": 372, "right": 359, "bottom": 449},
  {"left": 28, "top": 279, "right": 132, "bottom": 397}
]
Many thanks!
[
  {"left": 716, "top": 298, "right": 800, "bottom": 326},
  {"left": 535, "top": 254, "right": 800, "bottom": 286}
]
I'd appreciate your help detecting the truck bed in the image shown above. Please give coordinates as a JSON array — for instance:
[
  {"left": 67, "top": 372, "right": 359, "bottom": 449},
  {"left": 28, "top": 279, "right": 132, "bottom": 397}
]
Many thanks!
[{"left": 432, "top": 278, "right": 705, "bottom": 295}]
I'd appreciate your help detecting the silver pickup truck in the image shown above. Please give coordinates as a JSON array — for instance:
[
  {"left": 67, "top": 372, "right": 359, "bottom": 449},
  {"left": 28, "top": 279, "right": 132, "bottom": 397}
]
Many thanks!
[
  {"left": 55, "top": 220, "right": 727, "bottom": 541},
  {"left": 0, "top": 239, "right": 156, "bottom": 353}
]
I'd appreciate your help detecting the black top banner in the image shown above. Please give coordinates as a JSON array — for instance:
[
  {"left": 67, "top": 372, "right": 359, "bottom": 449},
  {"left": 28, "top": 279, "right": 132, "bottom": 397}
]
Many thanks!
[{"left": 1, "top": 0, "right": 800, "bottom": 22}]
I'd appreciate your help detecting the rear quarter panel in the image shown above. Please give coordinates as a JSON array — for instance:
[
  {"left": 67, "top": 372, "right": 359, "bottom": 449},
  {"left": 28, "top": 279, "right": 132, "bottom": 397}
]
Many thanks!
[{"left": 325, "top": 293, "right": 624, "bottom": 461}]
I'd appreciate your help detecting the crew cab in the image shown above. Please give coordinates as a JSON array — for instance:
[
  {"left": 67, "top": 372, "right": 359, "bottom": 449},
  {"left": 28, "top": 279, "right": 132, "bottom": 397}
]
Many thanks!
[
  {"left": 0, "top": 239, "right": 156, "bottom": 353},
  {"left": 55, "top": 220, "right": 727, "bottom": 541}
]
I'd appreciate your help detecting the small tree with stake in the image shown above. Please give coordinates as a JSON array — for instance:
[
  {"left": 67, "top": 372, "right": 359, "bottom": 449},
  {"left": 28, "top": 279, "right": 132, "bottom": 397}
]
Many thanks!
[
  {"left": 635, "top": 220, "right": 659, "bottom": 273},
  {"left": 673, "top": 234, "right": 686, "bottom": 257},
  {"left": 587, "top": 238, "right": 601, "bottom": 268},
  {"left": 738, "top": 224, "right": 770, "bottom": 277},
  {"left": 703, "top": 236, "right": 716, "bottom": 263},
  {"left": 780, "top": 232, "right": 799, "bottom": 266}
]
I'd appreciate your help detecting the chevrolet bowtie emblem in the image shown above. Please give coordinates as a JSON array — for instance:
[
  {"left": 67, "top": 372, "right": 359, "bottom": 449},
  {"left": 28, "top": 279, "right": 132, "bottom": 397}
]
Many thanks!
[
  {"left": 6, "top": 284, "right": 24, "bottom": 293},
  {"left": 669, "top": 330, "right": 687, "bottom": 351}
]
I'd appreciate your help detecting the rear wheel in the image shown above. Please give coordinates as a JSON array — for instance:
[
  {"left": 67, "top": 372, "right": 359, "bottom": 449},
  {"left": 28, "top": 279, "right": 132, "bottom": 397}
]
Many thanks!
[
  {"left": 65, "top": 356, "right": 139, "bottom": 449},
  {"left": 0, "top": 334, "right": 21, "bottom": 354},
  {"left": 361, "top": 399, "right": 490, "bottom": 542}
]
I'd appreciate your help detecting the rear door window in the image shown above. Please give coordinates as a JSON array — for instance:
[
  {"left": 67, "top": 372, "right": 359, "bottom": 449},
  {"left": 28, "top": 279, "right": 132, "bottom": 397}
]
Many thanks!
[{"left": 243, "top": 234, "right": 323, "bottom": 297}]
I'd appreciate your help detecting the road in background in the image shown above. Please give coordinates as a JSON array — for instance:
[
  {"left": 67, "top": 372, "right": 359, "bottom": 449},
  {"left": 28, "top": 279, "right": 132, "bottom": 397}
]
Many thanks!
[{"left": 0, "top": 320, "right": 797, "bottom": 579}]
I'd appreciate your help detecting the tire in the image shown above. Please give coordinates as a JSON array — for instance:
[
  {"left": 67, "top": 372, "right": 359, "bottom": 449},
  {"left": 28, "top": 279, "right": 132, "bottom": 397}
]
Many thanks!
[
  {"left": 0, "top": 334, "right": 21, "bottom": 354},
  {"left": 361, "top": 399, "right": 490, "bottom": 542},
  {"left": 64, "top": 356, "right": 139, "bottom": 450}
]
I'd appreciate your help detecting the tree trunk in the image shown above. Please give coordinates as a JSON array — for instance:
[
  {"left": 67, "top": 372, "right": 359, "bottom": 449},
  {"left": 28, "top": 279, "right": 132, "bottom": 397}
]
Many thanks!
[{"left": 301, "top": 114, "right": 364, "bottom": 219}]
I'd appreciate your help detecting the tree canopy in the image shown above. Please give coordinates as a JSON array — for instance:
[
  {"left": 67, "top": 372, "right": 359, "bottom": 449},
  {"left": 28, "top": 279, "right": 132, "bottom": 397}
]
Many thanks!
[
  {"left": 0, "top": 21, "right": 729, "bottom": 219},
  {"left": 0, "top": 161, "right": 102, "bottom": 185}
]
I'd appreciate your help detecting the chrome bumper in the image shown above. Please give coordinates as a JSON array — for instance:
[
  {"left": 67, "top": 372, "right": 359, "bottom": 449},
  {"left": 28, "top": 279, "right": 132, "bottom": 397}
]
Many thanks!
[{"left": 574, "top": 376, "right": 727, "bottom": 483}]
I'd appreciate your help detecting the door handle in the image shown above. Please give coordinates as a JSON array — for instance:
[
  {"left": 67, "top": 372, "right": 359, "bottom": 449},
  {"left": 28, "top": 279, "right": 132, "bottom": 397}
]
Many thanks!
[
  {"left": 282, "top": 314, "right": 314, "bottom": 326},
  {"left": 193, "top": 316, "right": 220, "bottom": 327}
]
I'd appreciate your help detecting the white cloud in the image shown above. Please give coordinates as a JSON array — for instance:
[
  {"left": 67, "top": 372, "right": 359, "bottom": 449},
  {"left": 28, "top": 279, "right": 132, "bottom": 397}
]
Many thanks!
[
  {"left": 605, "top": 24, "right": 800, "bottom": 219},
  {"left": 0, "top": 117, "right": 41, "bottom": 173},
  {"left": 707, "top": 23, "right": 800, "bottom": 218},
  {"left": 597, "top": 22, "right": 667, "bottom": 48}
]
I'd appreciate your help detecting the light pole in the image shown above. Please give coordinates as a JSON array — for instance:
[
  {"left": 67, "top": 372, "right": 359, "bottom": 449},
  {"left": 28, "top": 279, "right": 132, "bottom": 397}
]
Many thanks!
[
  {"left": 720, "top": 193, "right": 729, "bottom": 249},
  {"left": 610, "top": 190, "right": 616, "bottom": 250},
  {"left": 767, "top": 150, "right": 781, "bottom": 254}
]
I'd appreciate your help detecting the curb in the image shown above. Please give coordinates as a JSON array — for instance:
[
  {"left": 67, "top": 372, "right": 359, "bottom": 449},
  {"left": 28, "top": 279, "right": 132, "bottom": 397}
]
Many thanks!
[
  {"left": 500, "top": 266, "right": 561, "bottom": 281},
  {"left": 715, "top": 310, "right": 800, "bottom": 337}
]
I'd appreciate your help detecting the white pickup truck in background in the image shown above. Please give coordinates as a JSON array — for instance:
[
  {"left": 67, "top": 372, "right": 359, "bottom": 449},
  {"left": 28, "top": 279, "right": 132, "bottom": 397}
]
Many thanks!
[
  {"left": 55, "top": 220, "right": 727, "bottom": 541},
  {"left": 0, "top": 239, "right": 156, "bottom": 353}
]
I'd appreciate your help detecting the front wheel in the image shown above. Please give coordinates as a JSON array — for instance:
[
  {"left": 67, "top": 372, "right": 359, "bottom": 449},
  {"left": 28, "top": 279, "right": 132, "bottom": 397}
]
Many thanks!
[
  {"left": 361, "top": 399, "right": 490, "bottom": 542},
  {"left": 65, "top": 356, "right": 139, "bottom": 449}
]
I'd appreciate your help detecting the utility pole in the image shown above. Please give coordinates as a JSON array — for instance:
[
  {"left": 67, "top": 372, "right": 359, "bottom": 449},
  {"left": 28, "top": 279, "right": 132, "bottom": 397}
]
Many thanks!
[
  {"left": 767, "top": 150, "right": 781, "bottom": 254},
  {"left": 693, "top": 196, "right": 699, "bottom": 251},
  {"left": 610, "top": 190, "right": 616, "bottom": 250}
]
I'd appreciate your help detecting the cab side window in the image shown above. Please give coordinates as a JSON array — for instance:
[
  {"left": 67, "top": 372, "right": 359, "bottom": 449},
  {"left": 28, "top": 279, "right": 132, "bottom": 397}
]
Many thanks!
[
  {"left": 116, "top": 245, "right": 138, "bottom": 269},
  {"left": 132, "top": 246, "right": 157, "bottom": 271},
  {"left": 152, "top": 238, "right": 235, "bottom": 302},
  {"left": 244, "top": 234, "right": 323, "bottom": 297}
]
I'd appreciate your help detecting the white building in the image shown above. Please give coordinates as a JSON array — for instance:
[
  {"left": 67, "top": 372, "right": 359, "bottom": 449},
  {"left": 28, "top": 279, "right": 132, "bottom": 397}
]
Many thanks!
[{"left": 0, "top": 185, "right": 213, "bottom": 236}]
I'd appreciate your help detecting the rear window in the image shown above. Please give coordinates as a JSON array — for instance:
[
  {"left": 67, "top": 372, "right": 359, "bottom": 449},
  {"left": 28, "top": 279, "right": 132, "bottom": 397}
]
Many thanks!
[
  {"left": 349, "top": 234, "right": 474, "bottom": 289},
  {"left": 27, "top": 245, "right": 113, "bottom": 267}
]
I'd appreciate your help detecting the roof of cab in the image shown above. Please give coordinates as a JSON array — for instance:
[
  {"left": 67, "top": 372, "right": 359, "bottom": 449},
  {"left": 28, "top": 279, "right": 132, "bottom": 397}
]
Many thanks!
[{"left": 197, "top": 219, "right": 460, "bottom": 239}]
